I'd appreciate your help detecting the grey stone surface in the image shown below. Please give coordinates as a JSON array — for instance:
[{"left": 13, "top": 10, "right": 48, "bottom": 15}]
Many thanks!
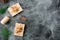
[{"left": 0, "top": 0, "right": 60, "bottom": 40}]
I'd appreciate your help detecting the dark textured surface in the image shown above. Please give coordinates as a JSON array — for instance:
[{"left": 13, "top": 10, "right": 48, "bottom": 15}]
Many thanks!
[{"left": 0, "top": 0, "right": 60, "bottom": 40}]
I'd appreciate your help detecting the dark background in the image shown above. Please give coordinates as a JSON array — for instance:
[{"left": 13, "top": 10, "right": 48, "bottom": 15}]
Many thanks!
[{"left": 0, "top": 0, "right": 60, "bottom": 40}]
